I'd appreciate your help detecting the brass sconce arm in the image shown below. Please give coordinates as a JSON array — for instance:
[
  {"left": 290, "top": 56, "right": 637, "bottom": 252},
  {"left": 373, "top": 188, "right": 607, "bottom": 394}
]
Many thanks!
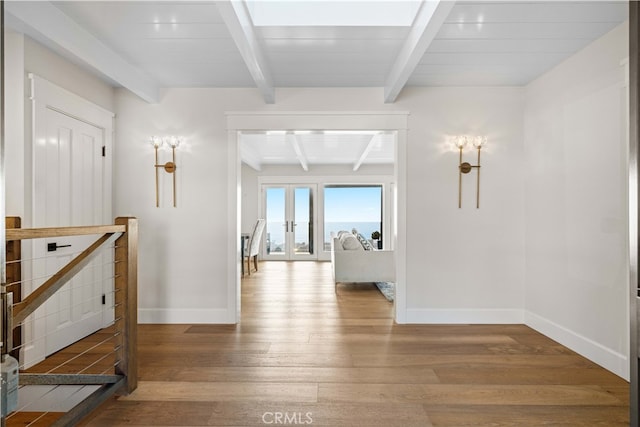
[
  {"left": 155, "top": 161, "right": 176, "bottom": 173},
  {"left": 456, "top": 136, "right": 486, "bottom": 209}
]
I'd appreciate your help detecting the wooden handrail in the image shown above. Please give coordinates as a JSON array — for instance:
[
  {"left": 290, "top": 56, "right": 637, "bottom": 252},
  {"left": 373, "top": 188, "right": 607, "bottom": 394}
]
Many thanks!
[
  {"left": 6, "top": 224, "right": 126, "bottom": 241},
  {"left": 13, "top": 232, "right": 122, "bottom": 325}
]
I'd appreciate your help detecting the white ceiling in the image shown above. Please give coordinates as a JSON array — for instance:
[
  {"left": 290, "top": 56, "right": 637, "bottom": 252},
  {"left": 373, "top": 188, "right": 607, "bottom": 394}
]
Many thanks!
[{"left": 4, "top": 0, "right": 628, "bottom": 168}]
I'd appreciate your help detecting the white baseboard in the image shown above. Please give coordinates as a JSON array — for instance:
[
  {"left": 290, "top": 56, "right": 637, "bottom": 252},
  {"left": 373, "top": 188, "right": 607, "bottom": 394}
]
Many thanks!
[
  {"left": 138, "top": 308, "right": 234, "bottom": 324},
  {"left": 405, "top": 308, "right": 524, "bottom": 324},
  {"left": 525, "top": 311, "right": 629, "bottom": 380}
]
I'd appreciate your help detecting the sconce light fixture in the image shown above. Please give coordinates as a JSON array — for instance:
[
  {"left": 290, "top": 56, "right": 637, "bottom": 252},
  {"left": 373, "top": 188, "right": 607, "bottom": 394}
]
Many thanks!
[
  {"left": 455, "top": 135, "right": 487, "bottom": 209},
  {"left": 151, "top": 136, "right": 181, "bottom": 207}
]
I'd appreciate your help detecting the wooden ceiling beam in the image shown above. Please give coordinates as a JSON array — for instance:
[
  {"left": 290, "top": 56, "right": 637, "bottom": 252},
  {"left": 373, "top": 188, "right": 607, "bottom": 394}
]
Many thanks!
[
  {"left": 217, "top": 1, "right": 275, "bottom": 104},
  {"left": 384, "top": 0, "right": 455, "bottom": 103},
  {"left": 290, "top": 134, "right": 309, "bottom": 172},
  {"left": 353, "top": 134, "right": 378, "bottom": 171}
]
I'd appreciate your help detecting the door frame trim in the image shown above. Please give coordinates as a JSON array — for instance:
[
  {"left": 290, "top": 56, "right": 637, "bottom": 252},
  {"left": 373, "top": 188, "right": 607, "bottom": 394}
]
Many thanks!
[
  {"left": 629, "top": 3, "right": 639, "bottom": 423},
  {"left": 25, "top": 74, "right": 114, "bottom": 368},
  {"left": 226, "top": 111, "right": 409, "bottom": 323},
  {"left": 29, "top": 73, "right": 114, "bottom": 229}
]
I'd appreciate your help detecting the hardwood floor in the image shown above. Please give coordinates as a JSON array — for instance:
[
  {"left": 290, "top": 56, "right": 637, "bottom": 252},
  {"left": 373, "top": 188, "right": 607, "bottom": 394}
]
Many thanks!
[{"left": 80, "top": 261, "right": 629, "bottom": 426}]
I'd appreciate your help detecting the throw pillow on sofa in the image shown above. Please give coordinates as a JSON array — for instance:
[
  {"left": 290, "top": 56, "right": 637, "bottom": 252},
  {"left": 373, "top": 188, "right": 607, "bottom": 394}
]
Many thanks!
[
  {"left": 341, "top": 234, "right": 364, "bottom": 250},
  {"left": 356, "top": 233, "right": 374, "bottom": 251}
]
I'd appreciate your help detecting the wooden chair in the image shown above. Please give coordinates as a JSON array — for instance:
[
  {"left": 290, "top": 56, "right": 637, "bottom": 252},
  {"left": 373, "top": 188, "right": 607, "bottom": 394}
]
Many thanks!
[{"left": 246, "top": 219, "right": 266, "bottom": 275}]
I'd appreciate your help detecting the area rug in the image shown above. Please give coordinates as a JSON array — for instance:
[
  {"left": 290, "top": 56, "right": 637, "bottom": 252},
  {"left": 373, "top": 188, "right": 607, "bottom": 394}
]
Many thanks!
[{"left": 375, "top": 282, "right": 395, "bottom": 302}]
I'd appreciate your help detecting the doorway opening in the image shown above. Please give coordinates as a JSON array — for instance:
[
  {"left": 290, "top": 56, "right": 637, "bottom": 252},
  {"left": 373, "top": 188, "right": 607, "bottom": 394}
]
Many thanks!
[{"left": 227, "top": 112, "right": 409, "bottom": 324}]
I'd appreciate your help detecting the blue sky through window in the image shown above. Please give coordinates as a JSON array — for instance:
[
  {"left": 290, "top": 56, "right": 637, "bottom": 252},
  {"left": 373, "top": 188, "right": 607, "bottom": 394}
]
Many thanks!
[
  {"left": 264, "top": 187, "right": 311, "bottom": 220},
  {"left": 266, "top": 187, "right": 285, "bottom": 221},
  {"left": 295, "top": 188, "right": 310, "bottom": 221},
  {"left": 266, "top": 186, "right": 381, "bottom": 222},
  {"left": 324, "top": 186, "right": 381, "bottom": 222}
]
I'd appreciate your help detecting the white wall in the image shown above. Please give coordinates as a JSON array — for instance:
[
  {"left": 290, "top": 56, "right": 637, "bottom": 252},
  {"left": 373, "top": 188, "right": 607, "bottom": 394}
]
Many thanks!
[
  {"left": 114, "top": 86, "right": 526, "bottom": 323},
  {"left": 400, "top": 87, "right": 525, "bottom": 322},
  {"left": 115, "top": 88, "right": 266, "bottom": 322},
  {"left": 523, "top": 22, "right": 629, "bottom": 379}
]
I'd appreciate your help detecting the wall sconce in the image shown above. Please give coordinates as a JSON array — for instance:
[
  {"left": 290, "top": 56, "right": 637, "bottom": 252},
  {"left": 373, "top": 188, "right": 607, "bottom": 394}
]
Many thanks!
[
  {"left": 455, "top": 135, "right": 487, "bottom": 209},
  {"left": 150, "top": 136, "right": 181, "bottom": 207}
]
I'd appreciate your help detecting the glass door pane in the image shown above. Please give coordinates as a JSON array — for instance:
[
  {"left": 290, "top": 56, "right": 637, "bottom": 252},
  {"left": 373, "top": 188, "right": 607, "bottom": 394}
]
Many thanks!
[
  {"left": 263, "top": 184, "right": 317, "bottom": 260},
  {"left": 293, "top": 186, "right": 313, "bottom": 256},
  {"left": 265, "top": 187, "right": 287, "bottom": 257}
]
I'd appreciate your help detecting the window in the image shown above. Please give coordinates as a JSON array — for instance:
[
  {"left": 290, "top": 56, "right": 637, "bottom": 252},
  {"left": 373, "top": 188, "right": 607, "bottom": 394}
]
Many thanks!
[{"left": 324, "top": 185, "right": 383, "bottom": 251}]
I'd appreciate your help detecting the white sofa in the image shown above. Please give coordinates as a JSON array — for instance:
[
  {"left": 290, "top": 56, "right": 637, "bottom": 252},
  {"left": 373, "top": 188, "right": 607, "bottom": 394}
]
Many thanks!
[{"left": 330, "top": 232, "right": 395, "bottom": 288}]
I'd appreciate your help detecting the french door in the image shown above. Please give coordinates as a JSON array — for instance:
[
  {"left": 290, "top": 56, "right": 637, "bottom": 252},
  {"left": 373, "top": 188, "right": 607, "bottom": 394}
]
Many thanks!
[{"left": 262, "top": 184, "right": 317, "bottom": 260}]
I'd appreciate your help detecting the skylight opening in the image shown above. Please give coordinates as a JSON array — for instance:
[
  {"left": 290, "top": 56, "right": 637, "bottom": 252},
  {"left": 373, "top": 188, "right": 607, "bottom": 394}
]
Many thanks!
[{"left": 245, "top": 0, "right": 423, "bottom": 27}]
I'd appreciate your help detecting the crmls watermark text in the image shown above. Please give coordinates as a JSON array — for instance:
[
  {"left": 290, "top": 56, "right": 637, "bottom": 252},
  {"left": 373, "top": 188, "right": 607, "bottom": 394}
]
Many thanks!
[{"left": 261, "top": 412, "right": 313, "bottom": 425}]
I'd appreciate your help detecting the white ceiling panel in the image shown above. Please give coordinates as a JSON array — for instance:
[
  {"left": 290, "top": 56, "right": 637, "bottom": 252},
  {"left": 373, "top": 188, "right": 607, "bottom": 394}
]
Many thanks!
[
  {"left": 54, "top": 2, "right": 226, "bottom": 41},
  {"left": 261, "top": 37, "right": 404, "bottom": 54},
  {"left": 256, "top": 26, "right": 411, "bottom": 40},
  {"left": 436, "top": 22, "right": 622, "bottom": 40},
  {"left": 448, "top": 1, "right": 627, "bottom": 23},
  {"left": 269, "top": 56, "right": 390, "bottom": 71},
  {"left": 118, "top": 39, "right": 243, "bottom": 61},
  {"left": 427, "top": 38, "right": 591, "bottom": 54},
  {"left": 264, "top": 48, "right": 401, "bottom": 63},
  {"left": 53, "top": 1, "right": 225, "bottom": 25},
  {"left": 420, "top": 52, "right": 570, "bottom": 66},
  {"left": 272, "top": 74, "right": 387, "bottom": 87},
  {"left": 87, "top": 23, "right": 233, "bottom": 40}
]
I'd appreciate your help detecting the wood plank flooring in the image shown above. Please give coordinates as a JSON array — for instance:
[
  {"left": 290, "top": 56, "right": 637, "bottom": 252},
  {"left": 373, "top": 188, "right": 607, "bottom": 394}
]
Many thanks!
[{"left": 80, "top": 261, "right": 628, "bottom": 426}]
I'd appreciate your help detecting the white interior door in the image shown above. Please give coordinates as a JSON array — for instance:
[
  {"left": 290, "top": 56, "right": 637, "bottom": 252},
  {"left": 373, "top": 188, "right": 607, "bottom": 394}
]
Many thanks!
[
  {"left": 262, "top": 184, "right": 317, "bottom": 260},
  {"left": 34, "top": 108, "right": 106, "bottom": 356}
]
